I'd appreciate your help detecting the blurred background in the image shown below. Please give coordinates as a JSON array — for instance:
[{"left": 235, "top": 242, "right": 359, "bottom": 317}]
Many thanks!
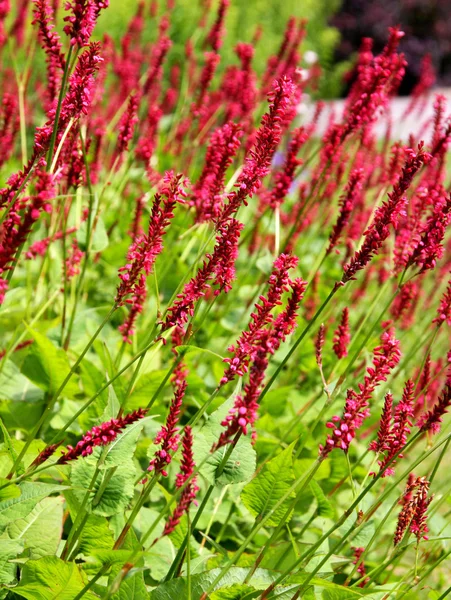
[{"left": 95, "top": 0, "right": 450, "bottom": 98}]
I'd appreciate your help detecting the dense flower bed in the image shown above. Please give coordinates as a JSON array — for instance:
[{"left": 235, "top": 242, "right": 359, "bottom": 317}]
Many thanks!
[{"left": 0, "top": 1, "right": 450, "bottom": 598}]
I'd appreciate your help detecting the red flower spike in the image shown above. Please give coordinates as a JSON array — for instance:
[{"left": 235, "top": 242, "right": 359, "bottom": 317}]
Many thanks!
[
  {"left": 216, "top": 277, "right": 306, "bottom": 447},
  {"left": 320, "top": 329, "right": 401, "bottom": 457},
  {"left": 116, "top": 172, "right": 188, "bottom": 306},
  {"left": 163, "top": 218, "right": 243, "bottom": 333},
  {"left": 147, "top": 381, "right": 187, "bottom": 477},
  {"left": 58, "top": 408, "right": 147, "bottom": 463},
  {"left": 162, "top": 426, "right": 199, "bottom": 536},
  {"left": 63, "top": 0, "right": 109, "bottom": 47},
  {"left": 190, "top": 122, "right": 242, "bottom": 222},
  {"left": 220, "top": 254, "right": 299, "bottom": 385},
  {"left": 394, "top": 476, "right": 432, "bottom": 545},
  {"left": 216, "top": 77, "right": 297, "bottom": 230},
  {"left": 339, "top": 144, "right": 429, "bottom": 286},
  {"left": 417, "top": 380, "right": 451, "bottom": 434},
  {"left": 333, "top": 307, "right": 351, "bottom": 359},
  {"left": 327, "top": 169, "right": 364, "bottom": 255}
]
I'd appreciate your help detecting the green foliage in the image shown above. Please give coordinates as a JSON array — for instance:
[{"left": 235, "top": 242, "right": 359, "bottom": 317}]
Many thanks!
[
  {"left": 13, "top": 556, "right": 98, "bottom": 600},
  {"left": 241, "top": 443, "right": 295, "bottom": 526}
]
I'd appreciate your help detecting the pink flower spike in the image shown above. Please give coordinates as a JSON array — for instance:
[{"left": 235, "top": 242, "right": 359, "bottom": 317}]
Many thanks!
[
  {"left": 57, "top": 408, "right": 147, "bottom": 463},
  {"left": 162, "top": 426, "right": 199, "bottom": 536},
  {"left": 333, "top": 307, "right": 351, "bottom": 359},
  {"left": 147, "top": 381, "right": 187, "bottom": 476}
]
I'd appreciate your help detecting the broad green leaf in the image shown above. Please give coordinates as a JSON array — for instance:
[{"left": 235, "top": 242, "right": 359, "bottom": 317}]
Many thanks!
[
  {"left": 194, "top": 394, "right": 256, "bottom": 486},
  {"left": 0, "top": 360, "right": 44, "bottom": 403},
  {"left": 210, "top": 584, "right": 258, "bottom": 599},
  {"left": 0, "top": 482, "right": 66, "bottom": 535},
  {"left": 176, "top": 345, "right": 224, "bottom": 360},
  {"left": 77, "top": 514, "right": 115, "bottom": 555},
  {"left": 0, "top": 538, "right": 24, "bottom": 585},
  {"left": 309, "top": 480, "right": 335, "bottom": 519},
  {"left": 98, "top": 419, "right": 147, "bottom": 470},
  {"left": 7, "top": 496, "right": 63, "bottom": 559},
  {"left": 71, "top": 460, "right": 135, "bottom": 517},
  {"left": 126, "top": 370, "right": 170, "bottom": 411},
  {"left": 21, "top": 329, "right": 79, "bottom": 398},
  {"left": 241, "top": 443, "right": 295, "bottom": 526},
  {"left": 77, "top": 216, "right": 109, "bottom": 252},
  {"left": 111, "top": 572, "right": 148, "bottom": 599},
  {"left": 13, "top": 556, "right": 98, "bottom": 600},
  {"left": 0, "top": 479, "right": 21, "bottom": 501}
]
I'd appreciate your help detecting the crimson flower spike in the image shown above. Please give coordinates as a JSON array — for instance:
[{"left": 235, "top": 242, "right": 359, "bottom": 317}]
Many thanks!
[
  {"left": 320, "top": 328, "right": 401, "bottom": 457},
  {"left": 32, "top": 0, "right": 65, "bottom": 109},
  {"left": 162, "top": 426, "right": 199, "bottom": 536},
  {"left": 215, "top": 77, "right": 296, "bottom": 230},
  {"left": 162, "top": 218, "right": 243, "bottom": 333},
  {"left": 0, "top": 42, "right": 102, "bottom": 210},
  {"left": 147, "top": 380, "right": 187, "bottom": 477},
  {"left": 370, "top": 380, "right": 415, "bottom": 477},
  {"left": 220, "top": 253, "right": 299, "bottom": 385},
  {"left": 0, "top": 166, "right": 55, "bottom": 304},
  {"left": 57, "top": 408, "right": 147, "bottom": 463},
  {"left": 266, "top": 126, "right": 309, "bottom": 210},
  {"left": 115, "top": 172, "right": 188, "bottom": 306},
  {"left": 433, "top": 273, "right": 451, "bottom": 326},
  {"left": 205, "top": 0, "right": 229, "bottom": 52},
  {"left": 112, "top": 92, "right": 140, "bottom": 168},
  {"left": 394, "top": 476, "right": 432, "bottom": 545},
  {"left": 190, "top": 122, "right": 243, "bottom": 223},
  {"left": 338, "top": 144, "right": 430, "bottom": 287},
  {"left": 326, "top": 168, "right": 364, "bottom": 255},
  {"left": 406, "top": 192, "right": 451, "bottom": 274},
  {"left": 0, "top": 93, "right": 18, "bottom": 168},
  {"left": 216, "top": 277, "right": 306, "bottom": 447},
  {"left": 333, "top": 307, "right": 351, "bottom": 359},
  {"left": 315, "top": 324, "right": 326, "bottom": 369},
  {"left": 63, "top": 0, "right": 109, "bottom": 47},
  {"left": 417, "top": 379, "right": 451, "bottom": 434}
]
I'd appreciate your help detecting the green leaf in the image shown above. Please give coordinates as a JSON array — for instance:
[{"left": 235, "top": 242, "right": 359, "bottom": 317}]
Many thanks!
[
  {"left": 71, "top": 460, "right": 135, "bottom": 517},
  {"left": 110, "top": 572, "right": 148, "bottom": 599},
  {"left": 0, "top": 482, "right": 66, "bottom": 535},
  {"left": 0, "top": 478, "right": 21, "bottom": 501},
  {"left": 177, "top": 345, "right": 224, "bottom": 360},
  {"left": 77, "top": 514, "right": 115, "bottom": 555},
  {"left": 0, "top": 538, "right": 24, "bottom": 585},
  {"left": 126, "top": 370, "right": 170, "bottom": 411},
  {"left": 309, "top": 480, "right": 335, "bottom": 519},
  {"left": 77, "top": 216, "right": 109, "bottom": 252},
  {"left": 7, "top": 496, "right": 63, "bottom": 559},
  {"left": 14, "top": 556, "right": 98, "bottom": 600},
  {"left": 241, "top": 443, "right": 295, "bottom": 526},
  {"left": 0, "top": 360, "right": 44, "bottom": 403},
  {"left": 210, "top": 584, "right": 258, "bottom": 599},
  {"left": 194, "top": 393, "right": 256, "bottom": 486},
  {"left": 21, "top": 329, "right": 79, "bottom": 398}
]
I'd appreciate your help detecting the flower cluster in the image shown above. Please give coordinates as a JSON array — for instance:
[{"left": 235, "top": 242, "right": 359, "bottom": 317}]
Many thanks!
[
  {"left": 369, "top": 380, "right": 414, "bottom": 476},
  {"left": 116, "top": 172, "right": 188, "bottom": 306},
  {"left": 417, "top": 380, "right": 451, "bottom": 434},
  {"left": 147, "top": 381, "right": 186, "bottom": 477},
  {"left": 394, "top": 476, "right": 432, "bottom": 545},
  {"left": 320, "top": 329, "right": 401, "bottom": 456},
  {"left": 333, "top": 307, "right": 351, "bottom": 359},
  {"left": 58, "top": 408, "right": 147, "bottom": 463},
  {"left": 162, "top": 426, "right": 199, "bottom": 536}
]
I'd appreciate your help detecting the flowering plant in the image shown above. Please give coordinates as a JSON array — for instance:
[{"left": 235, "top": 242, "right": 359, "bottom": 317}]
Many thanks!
[{"left": 0, "top": 2, "right": 450, "bottom": 599}]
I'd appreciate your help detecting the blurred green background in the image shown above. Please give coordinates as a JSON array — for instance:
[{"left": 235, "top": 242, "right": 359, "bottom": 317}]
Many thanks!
[{"left": 96, "top": 0, "right": 349, "bottom": 98}]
